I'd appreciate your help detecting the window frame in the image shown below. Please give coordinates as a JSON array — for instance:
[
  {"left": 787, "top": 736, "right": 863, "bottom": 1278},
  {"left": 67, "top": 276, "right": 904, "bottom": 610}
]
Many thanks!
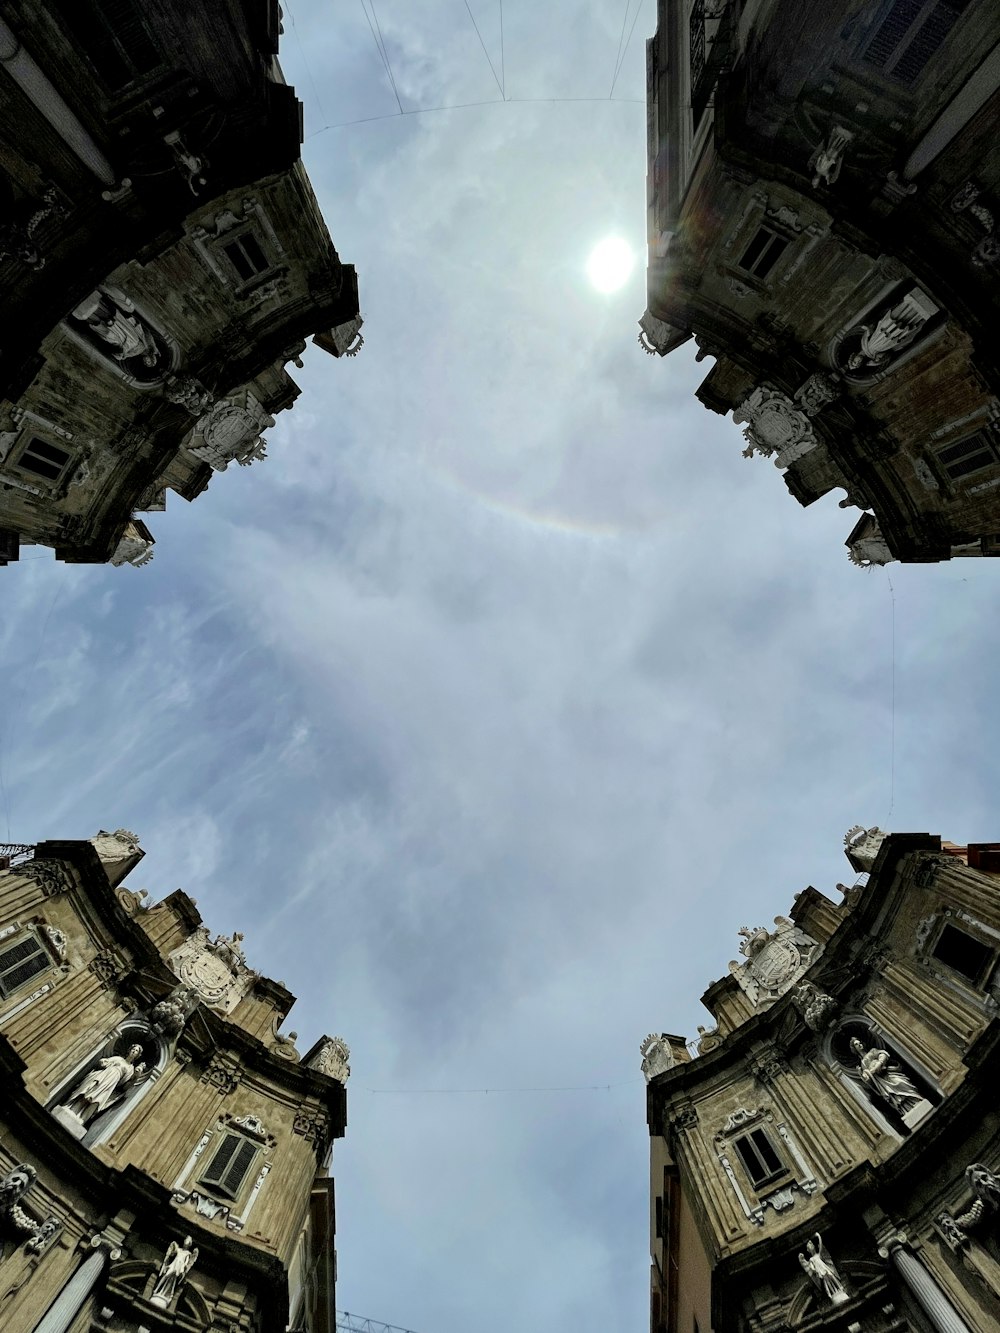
[
  {"left": 933, "top": 429, "right": 998, "bottom": 484},
  {"left": 10, "top": 435, "right": 74, "bottom": 487},
  {"left": 198, "top": 1129, "right": 261, "bottom": 1203},
  {"left": 736, "top": 225, "right": 790, "bottom": 281},
  {"left": 732, "top": 1125, "right": 791, "bottom": 1192},
  {"left": 929, "top": 919, "right": 999, "bottom": 989},
  {"left": 860, "top": 0, "right": 972, "bottom": 86},
  {"left": 0, "top": 925, "right": 57, "bottom": 998}
]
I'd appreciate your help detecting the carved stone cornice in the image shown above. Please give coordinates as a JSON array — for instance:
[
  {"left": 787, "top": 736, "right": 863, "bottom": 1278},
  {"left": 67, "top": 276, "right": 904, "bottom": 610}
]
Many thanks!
[
  {"left": 292, "top": 1107, "right": 330, "bottom": 1152},
  {"left": 16, "top": 858, "right": 74, "bottom": 897},
  {"left": 198, "top": 1052, "right": 242, "bottom": 1096},
  {"left": 89, "top": 949, "right": 127, "bottom": 988}
]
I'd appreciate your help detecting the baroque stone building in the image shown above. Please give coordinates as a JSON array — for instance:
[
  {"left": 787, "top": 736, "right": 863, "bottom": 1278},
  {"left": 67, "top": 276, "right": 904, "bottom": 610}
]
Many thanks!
[
  {"left": 0, "top": 831, "right": 349, "bottom": 1332},
  {"left": 644, "top": 827, "right": 1000, "bottom": 1333},
  {"left": 0, "top": 0, "right": 362, "bottom": 568},
  {"left": 642, "top": 0, "right": 1000, "bottom": 565}
]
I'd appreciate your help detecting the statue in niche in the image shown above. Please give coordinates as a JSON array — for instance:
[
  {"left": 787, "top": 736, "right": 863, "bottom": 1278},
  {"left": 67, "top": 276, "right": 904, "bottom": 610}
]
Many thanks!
[
  {"left": 59, "top": 1043, "right": 146, "bottom": 1124},
  {"left": 843, "top": 290, "right": 938, "bottom": 373},
  {"left": 809, "top": 126, "right": 853, "bottom": 189},
  {"left": 151, "top": 1235, "right": 198, "bottom": 1307},
  {"left": 68, "top": 288, "right": 171, "bottom": 382},
  {"left": 850, "top": 1037, "right": 926, "bottom": 1119},
  {"left": 799, "top": 1233, "right": 849, "bottom": 1305}
]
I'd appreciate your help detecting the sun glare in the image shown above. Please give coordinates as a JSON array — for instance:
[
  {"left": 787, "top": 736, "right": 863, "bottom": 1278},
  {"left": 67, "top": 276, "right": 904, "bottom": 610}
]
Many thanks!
[{"left": 586, "top": 237, "right": 634, "bottom": 293}]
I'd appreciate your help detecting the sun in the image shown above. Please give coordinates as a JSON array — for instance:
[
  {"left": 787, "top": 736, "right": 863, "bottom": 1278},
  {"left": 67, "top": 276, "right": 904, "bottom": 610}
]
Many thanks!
[{"left": 586, "top": 237, "right": 634, "bottom": 293}]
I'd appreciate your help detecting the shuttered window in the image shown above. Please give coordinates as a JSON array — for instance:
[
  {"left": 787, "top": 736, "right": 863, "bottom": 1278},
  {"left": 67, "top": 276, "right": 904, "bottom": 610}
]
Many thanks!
[
  {"left": 200, "top": 1133, "right": 259, "bottom": 1201},
  {"left": 863, "top": 0, "right": 971, "bottom": 84},
  {"left": 52, "top": 0, "right": 160, "bottom": 91},
  {"left": 935, "top": 432, "right": 997, "bottom": 481},
  {"left": 0, "top": 933, "right": 50, "bottom": 997}
]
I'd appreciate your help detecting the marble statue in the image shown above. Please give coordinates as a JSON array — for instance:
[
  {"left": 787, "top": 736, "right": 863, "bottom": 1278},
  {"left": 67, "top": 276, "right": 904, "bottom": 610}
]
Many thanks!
[
  {"left": 810, "top": 126, "right": 853, "bottom": 189},
  {"left": 799, "top": 1233, "right": 848, "bottom": 1305},
  {"left": 61, "top": 1044, "right": 145, "bottom": 1123},
  {"left": 850, "top": 1038, "right": 924, "bottom": 1116},
  {"left": 845, "top": 291, "right": 936, "bottom": 372},
  {"left": 151, "top": 1235, "right": 198, "bottom": 1307}
]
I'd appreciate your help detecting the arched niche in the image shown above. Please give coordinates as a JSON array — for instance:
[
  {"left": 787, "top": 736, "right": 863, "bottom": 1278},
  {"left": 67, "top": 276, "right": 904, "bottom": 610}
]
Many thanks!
[
  {"left": 823, "top": 1015, "right": 940, "bottom": 1137},
  {"left": 47, "top": 1017, "right": 170, "bottom": 1148}
]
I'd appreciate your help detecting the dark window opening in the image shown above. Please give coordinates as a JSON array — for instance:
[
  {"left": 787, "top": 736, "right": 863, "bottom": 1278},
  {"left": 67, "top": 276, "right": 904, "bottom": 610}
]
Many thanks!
[
  {"left": 932, "top": 923, "right": 995, "bottom": 985},
  {"left": 16, "top": 437, "right": 71, "bottom": 482},
  {"left": 935, "top": 432, "right": 997, "bottom": 481},
  {"left": 655, "top": 1196, "right": 663, "bottom": 1239},
  {"left": 222, "top": 233, "right": 270, "bottom": 283},
  {"left": 689, "top": 0, "right": 706, "bottom": 95},
  {"left": 200, "top": 1133, "right": 259, "bottom": 1201},
  {"left": 863, "top": 0, "right": 971, "bottom": 84},
  {"left": 738, "top": 227, "right": 788, "bottom": 279},
  {"left": 51, "top": 0, "right": 160, "bottom": 91},
  {"left": 733, "top": 1127, "right": 786, "bottom": 1188},
  {"left": 0, "top": 934, "right": 50, "bottom": 997}
]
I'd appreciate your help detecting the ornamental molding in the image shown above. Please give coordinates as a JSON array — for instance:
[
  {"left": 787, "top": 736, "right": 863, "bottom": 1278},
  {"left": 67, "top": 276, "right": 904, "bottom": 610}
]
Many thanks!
[
  {"left": 937, "top": 1163, "right": 1000, "bottom": 1251},
  {"left": 732, "top": 387, "right": 819, "bottom": 468},
  {"left": 16, "top": 859, "right": 73, "bottom": 897},
  {"left": 184, "top": 390, "right": 275, "bottom": 472},
  {"left": 306, "top": 1036, "right": 350, "bottom": 1084},
  {"left": 729, "top": 917, "right": 821, "bottom": 1008},
  {"left": 293, "top": 1108, "right": 331, "bottom": 1150},
  {"left": 0, "top": 1164, "right": 62, "bottom": 1255},
  {"left": 640, "top": 1033, "right": 677, "bottom": 1082},
  {"left": 168, "top": 928, "right": 257, "bottom": 1015}
]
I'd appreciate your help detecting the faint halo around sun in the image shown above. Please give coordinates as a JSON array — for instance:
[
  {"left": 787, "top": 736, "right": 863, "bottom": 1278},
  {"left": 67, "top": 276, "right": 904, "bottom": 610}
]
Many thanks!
[{"left": 586, "top": 237, "right": 634, "bottom": 292}]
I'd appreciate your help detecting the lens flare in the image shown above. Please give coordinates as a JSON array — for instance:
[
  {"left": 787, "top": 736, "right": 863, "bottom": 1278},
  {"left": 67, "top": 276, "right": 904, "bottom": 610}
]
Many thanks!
[{"left": 586, "top": 237, "right": 634, "bottom": 292}]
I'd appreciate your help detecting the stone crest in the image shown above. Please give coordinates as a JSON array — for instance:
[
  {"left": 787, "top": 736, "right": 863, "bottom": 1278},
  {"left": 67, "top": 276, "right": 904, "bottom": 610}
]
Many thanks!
[
  {"left": 844, "top": 825, "right": 887, "bottom": 872},
  {"left": 729, "top": 917, "right": 820, "bottom": 1008},
  {"left": 640, "top": 1034, "right": 677, "bottom": 1082},
  {"left": 733, "top": 388, "right": 819, "bottom": 468},
  {"left": 306, "top": 1036, "right": 350, "bottom": 1084},
  {"left": 187, "top": 391, "right": 275, "bottom": 472},
  {"left": 168, "top": 928, "right": 257, "bottom": 1015}
]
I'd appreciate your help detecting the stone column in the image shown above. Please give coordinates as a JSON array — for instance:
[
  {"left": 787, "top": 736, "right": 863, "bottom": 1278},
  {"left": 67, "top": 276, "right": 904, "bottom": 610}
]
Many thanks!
[
  {"left": 0, "top": 20, "right": 116, "bottom": 187},
  {"left": 879, "top": 1232, "right": 973, "bottom": 1333},
  {"left": 31, "top": 1243, "right": 112, "bottom": 1333}
]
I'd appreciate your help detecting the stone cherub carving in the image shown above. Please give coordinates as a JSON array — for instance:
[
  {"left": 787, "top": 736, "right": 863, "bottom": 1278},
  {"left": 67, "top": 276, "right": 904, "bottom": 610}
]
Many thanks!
[
  {"left": 850, "top": 1038, "right": 925, "bottom": 1118},
  {"left": 938, "top": 1163, "right": 1000, "bottom": 1249},
  {"left": 151, "top": 1235, "right": 198, "bottom": 1307},
  {"left": 791, "top": 981, "right": 837, "bottom": 1032},
  {"left": 799, "top": 1232, "right": 849, "bottom": 1305},
  {"left": 60, "top": 1044, "right": 146, "bottom": 1124}
]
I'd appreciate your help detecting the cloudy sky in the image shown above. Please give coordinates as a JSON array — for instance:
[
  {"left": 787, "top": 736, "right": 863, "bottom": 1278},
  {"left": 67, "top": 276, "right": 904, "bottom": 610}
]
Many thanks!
[{"left": 3, "top": 3, "right": 1000, "bottom": 1331}]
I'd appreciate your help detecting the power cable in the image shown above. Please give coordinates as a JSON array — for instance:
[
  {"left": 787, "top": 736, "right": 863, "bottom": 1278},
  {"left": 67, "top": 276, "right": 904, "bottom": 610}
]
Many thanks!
[
  {"left": 609, "top": 0, "right": 632, "bottom": 98},
  {"left": 306, "top": 95, "right": 643, "bottom": 138},
  {"left": 283, "top": 0, "right": 328, "bottom": 124},
  {"left": 464, "top": 0, "right": 504, "bottom": 99},
  {"left": 499, "top": 0, "right": 505, "bottom": 99},
  {"left": 360, "top": 0, "right": 404, "bottom": 115},
  {"left": 610, "top": 0, "right": 644, "bottom": 100}
]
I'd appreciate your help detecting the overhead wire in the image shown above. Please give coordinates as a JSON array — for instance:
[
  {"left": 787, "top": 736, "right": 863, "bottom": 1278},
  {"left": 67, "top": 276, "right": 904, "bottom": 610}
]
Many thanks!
[
  {"left": 360, "top": 0, "right": 404, "bottom": 115},
  {"left": 499, "top": 0, "right": 505, "bottom": 99},
  {"left": 610, "top": 0, "right": 644, "bottom": 100},
  {"left": 463, "top": 0, "right": 504, "bottom": 100},
  {"left": 305, "top": 95, "right": 643, "bottom": 139},
  {"left": 283, "top": 0, "right": 328, "bottom": 124},
  {"left": 609, "top": 0, "right": 632, "bottom": 98}
]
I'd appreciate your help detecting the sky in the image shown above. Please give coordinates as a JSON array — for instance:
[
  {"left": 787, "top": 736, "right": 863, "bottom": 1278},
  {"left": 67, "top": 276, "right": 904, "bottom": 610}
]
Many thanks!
[{"left": 3, "top": 4, "right": 1000, "bottom": 1331}]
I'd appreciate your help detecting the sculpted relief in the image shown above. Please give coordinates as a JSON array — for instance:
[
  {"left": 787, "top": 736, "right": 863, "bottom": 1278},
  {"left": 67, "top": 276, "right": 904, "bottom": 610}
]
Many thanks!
[
  {"left": 67, "top": 287, "right": 175, "bottom": 386},
  {"left": 834, "top": 287, "right": 940, "bottom": 381},
  {"left": 168, "top": 929, "right": 257, "bottom": 1014},
  {"left": 729, "top": 918, "right": 820, "bottom": 1008}
]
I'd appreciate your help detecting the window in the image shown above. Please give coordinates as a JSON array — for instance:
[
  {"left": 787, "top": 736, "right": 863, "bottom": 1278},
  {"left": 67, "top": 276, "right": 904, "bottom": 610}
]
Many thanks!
[
  {"left": 654, "top": 1195, "right": 663, "bottom": 1239},
  {"left": 14, "top": 437, "right": 71, "bottom": 483},
  {"left": 689, "top": 0, "right": 706, "bottom": 94},
  {"left": 733, "top": 1127, "right": 787, "bottom": 1189},
  {"left": 935, "top": 431, "right": 997, "bottom": 481},
  {"left": 199, "top": 1132, "right": 259, "bottom": 1201},
  {"left": 862, "top": 0, "right": 971, "bottom": 85},
  {"left": 932, "top": 923, "right": 996, "bottom": 985},
  {"left": 737, "top": 227, "right": 788, "bottom": 279},
  {"left": 51, "top": 0, "right": 160, "bottom": 91},
  {"left": 0, "top": 932, "right": 51, "bottom": 998},
  {"left": 221, "top": 233, "right": 271, "bottom": 284}
]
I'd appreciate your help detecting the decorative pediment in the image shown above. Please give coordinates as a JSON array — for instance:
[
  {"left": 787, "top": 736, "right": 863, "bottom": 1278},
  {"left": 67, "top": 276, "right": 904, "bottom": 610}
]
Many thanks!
[{"left": 306, "top": 1036, "right": 350, "bottom": 1084}]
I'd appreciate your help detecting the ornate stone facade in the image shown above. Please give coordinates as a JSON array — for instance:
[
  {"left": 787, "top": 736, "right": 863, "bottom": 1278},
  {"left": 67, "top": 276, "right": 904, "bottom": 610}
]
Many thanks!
[
  {"left": 645, "top": 828, "right": 1000, "bottom": 1332},
  {"left": 0, "top": 834, "right": 347, "bottom": 1333},
  {"left": 643, "top": 0, "right": 1000, "bottom": 565},
  {"left": 0, "top": 2, "right": 362, "bottom": 567}
]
